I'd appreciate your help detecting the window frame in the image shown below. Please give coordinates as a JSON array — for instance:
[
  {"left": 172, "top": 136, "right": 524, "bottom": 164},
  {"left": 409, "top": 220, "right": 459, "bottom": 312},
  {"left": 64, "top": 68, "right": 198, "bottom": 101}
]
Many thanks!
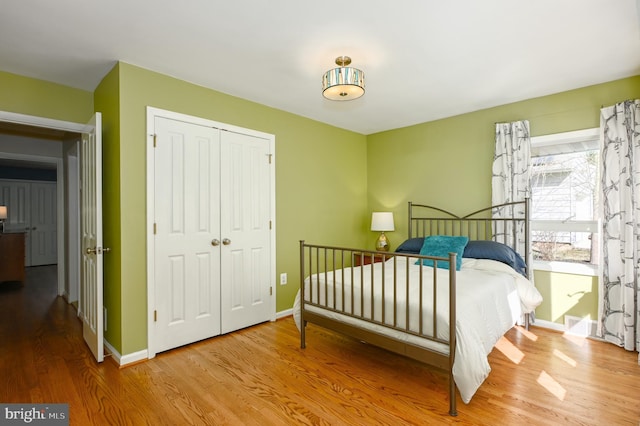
[{"left": 530, "top": 128, "right": 600, "bottom": 276}]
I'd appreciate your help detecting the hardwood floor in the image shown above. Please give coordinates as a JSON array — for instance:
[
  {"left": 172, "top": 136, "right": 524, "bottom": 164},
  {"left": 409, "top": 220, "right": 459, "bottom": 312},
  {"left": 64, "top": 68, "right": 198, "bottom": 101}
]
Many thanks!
[{"left": 1, "top": 266, "right": 639, "bottom": 425}]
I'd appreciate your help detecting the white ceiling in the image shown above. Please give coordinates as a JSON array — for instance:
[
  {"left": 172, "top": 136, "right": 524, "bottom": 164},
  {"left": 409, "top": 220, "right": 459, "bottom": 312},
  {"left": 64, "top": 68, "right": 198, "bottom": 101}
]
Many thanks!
[{"left": 1, "top": 0, "right": 639, "bottom": 135}]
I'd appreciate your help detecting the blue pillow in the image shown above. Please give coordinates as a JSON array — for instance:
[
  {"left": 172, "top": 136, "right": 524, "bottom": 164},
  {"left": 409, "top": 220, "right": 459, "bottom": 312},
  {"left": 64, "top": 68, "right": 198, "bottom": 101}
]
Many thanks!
[
  {"left": 463, "top": 240, "right": 527, "bottom": 276},
  {"left": 416, "top": 236, "right": 469, "bottom": 271},
  {"left": 395, "top": 237, "right": 424, "bottom": 254}
]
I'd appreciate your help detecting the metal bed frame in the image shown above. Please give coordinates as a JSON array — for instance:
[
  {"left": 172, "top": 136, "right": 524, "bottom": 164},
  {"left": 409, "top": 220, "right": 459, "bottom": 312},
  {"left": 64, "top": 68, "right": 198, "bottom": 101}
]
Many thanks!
[
  {"left": 299, "top": 200, "right": 530, "bottom": 417},
  {"left": 408, "top": 200, "right": 530, "bottom": 279}
]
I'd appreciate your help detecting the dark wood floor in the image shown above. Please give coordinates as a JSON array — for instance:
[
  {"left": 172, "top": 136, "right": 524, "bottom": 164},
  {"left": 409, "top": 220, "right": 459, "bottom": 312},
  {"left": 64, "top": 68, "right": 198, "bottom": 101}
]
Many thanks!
[{"left": 1, "top": 266, "right": 639, "bottom": 425}]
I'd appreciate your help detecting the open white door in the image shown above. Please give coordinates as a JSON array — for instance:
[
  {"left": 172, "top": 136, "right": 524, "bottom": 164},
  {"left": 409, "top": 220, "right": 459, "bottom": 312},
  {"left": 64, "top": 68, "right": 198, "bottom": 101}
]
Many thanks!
[{"left": 80, "top": 112, "right": 104, "bottom": 363}]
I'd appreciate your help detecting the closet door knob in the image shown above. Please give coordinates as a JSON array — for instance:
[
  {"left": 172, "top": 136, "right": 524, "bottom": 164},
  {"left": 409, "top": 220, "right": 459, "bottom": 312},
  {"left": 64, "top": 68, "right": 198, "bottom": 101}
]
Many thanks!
[
  {"left": 211, "top": 239, "right": 220, "bottom": 246},
  {"left": 222, "top": 238, "right": 231, "bottom": 245}
]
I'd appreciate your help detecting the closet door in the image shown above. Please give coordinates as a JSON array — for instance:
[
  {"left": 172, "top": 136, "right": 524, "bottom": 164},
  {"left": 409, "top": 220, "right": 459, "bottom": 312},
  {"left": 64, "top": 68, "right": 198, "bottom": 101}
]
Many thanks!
[
  {"left": 0, "top": 180, "right": 30, "bottom": 234},
  {"left": 153, "top": 117, "right": 221, "bottom": 353},
  {"left": 220, "top": 131, "right": 272, "bottom": 334},
  {"left": 30, "top": 181, "right": 57, "bottom": 265}
]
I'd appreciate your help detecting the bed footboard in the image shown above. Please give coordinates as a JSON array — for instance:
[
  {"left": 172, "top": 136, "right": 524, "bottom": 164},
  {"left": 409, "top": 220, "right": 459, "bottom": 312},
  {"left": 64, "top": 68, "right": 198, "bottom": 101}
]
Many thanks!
[{"left": 299, "top": 240, "right": 458, "bottom": 416}]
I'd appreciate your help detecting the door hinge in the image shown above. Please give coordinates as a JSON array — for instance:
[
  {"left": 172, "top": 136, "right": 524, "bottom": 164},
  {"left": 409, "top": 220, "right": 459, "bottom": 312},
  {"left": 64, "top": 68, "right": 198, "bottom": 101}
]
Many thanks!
[
  {"left": 154, "top": 310, "right": 157, "bottom": 322},
  {"left": 270, "top": 286, "right": 273, "bottom": 296},
  {"left": 269, "top": 220, "right": 272, "bottom": 230},
  {"left": 154, "top": 223, "right": 157, "bottom": 234},
  {"left": 153, "top": 134, "right": 157, "bottom": 147},
  {"left": 268, "top": 153, "right": 272, "bottom": 164}
]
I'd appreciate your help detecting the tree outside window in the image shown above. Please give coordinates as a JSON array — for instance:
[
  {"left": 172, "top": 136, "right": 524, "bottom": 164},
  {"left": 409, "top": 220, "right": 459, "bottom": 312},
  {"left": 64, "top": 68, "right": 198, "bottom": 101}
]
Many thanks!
[{"left": 531, "top": 149, "right": 599, "bottom": 265}]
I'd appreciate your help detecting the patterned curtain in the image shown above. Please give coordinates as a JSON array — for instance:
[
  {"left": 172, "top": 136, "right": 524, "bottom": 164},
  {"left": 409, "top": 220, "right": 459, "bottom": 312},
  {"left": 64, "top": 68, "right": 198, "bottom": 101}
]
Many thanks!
[
  {"left": 492, "top": 121, "right": 531, "bottom": 261},
  {"left": 599, "top": 100, "right": 640, "bottom": 360}
]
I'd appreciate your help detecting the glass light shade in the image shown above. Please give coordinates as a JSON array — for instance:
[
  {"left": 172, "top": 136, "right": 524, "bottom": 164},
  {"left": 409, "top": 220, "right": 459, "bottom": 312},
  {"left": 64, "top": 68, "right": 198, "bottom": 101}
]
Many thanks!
[
  {"left": 371, "top": 212, "right": 394, "bottom": 231},
  {"left": 322, "top": 66, "right": 365, "bottom": 101}
]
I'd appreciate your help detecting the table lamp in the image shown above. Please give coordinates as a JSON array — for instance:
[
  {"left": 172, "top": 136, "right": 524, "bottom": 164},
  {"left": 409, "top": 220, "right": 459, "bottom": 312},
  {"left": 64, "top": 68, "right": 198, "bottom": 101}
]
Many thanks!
[
  {"left": 0, "top": 206, "right": 6, "bottom": 233},
  {"left": 371, "top": 212, "right": 394, "bottom": 251}
]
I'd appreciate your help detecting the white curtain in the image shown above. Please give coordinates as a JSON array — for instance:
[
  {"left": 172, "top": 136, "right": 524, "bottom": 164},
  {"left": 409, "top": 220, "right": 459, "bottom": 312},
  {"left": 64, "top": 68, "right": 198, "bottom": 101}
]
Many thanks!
[
  {"left": 492, "top": 121, "right": 531, "bottom": 259},
  {"left": 599, "top": 100, "right": 640, "bottom": 360}
]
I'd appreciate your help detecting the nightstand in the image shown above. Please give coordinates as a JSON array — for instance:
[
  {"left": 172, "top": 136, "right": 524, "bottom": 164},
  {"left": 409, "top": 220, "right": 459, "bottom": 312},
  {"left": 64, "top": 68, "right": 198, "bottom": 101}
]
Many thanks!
[
  {"left": 352, "top": 252, "right": 388, "bottom": 266},
  {"left": 0, "top": 233, "right": 25, "bottom": 284}
]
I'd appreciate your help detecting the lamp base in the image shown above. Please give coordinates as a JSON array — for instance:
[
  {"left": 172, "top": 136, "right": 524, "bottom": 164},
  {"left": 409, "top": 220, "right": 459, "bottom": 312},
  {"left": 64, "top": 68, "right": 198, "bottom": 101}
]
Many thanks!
[{"left": 375, "top": 232, "right": 389, "bottom": 251}]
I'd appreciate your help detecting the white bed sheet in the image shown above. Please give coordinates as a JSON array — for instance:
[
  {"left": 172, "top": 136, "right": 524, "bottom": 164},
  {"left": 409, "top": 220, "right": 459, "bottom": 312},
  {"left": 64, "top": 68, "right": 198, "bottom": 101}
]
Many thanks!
[{"left": 294, "top": 257, "right": 542, "bottom": 404}]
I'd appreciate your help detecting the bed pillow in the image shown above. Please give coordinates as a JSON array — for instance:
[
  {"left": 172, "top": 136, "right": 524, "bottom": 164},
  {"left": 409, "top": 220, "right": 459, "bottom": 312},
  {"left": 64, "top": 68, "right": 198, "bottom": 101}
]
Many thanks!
[
  {"left": 395, "top": 237, "right": 425, "bottom": 254},
  {"left": 415, "top": 235, "right": 469, "bottom": 270},
  {"left": 463, "top": 240, "right": 527, "bottom": 276}
]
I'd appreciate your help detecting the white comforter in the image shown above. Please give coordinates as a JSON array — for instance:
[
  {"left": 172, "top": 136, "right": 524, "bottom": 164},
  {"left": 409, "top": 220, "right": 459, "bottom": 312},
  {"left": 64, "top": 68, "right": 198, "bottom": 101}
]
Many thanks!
[{"left": 293, "top": 257, "right": 542, "bottom": 404}]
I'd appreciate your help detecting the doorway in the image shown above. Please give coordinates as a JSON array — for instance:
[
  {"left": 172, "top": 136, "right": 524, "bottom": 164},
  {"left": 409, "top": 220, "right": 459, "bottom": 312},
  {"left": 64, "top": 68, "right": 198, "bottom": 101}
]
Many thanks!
[
  {"left": 0, "top": 116, "right": 82, "bottom": 300},
  {"left": 0, "top": 110, "right": 106, "bottom": 363}
]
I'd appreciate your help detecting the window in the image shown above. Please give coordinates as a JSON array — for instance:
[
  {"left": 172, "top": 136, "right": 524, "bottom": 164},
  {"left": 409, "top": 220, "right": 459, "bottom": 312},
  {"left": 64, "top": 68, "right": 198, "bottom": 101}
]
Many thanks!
[{"left": 530, "top": 128, "right": 599, "bottom": 272}]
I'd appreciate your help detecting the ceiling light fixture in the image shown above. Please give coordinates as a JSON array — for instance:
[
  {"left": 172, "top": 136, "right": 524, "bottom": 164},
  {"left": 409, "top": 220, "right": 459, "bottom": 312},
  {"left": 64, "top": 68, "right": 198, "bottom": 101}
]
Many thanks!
[{"left": 322, "top": 56, "right": 365, "bottom": 101}]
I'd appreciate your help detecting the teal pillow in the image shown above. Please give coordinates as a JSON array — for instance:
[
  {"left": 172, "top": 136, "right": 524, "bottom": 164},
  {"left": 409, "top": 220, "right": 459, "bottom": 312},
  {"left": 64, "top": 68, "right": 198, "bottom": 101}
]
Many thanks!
[{"left": 416, "top": 236, "right": 469, "bottom": 270}]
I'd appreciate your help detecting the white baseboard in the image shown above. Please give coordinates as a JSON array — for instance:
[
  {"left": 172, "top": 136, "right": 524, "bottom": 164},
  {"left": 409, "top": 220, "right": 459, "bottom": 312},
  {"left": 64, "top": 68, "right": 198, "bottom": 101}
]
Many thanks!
[
  {"left": 533, "top": 318, "right": 604, "bottom": 341},
  {"left": 276, "top": 308, "right": 293, "bottom": 320},
  {"left": 103, "top": 310, "right": 293, "bottom": 367},
  {"left": 120, "top": 349, "right": 149, "bottom": 366},
  {"left": 532, "top": 319, "right": 565, "bottom": 332},
  {"left": 104, "top": 340, "right": 148, "bottom": 366},
  {"left": 103, "top": 339, "right": 121, "bottom": 364}
]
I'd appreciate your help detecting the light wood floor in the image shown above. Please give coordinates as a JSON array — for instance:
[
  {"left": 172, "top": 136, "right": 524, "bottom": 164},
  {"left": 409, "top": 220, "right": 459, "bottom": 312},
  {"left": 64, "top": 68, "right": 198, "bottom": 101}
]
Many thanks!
[{"left": 1, "top": 266, "right": 639, "bottom": 425}]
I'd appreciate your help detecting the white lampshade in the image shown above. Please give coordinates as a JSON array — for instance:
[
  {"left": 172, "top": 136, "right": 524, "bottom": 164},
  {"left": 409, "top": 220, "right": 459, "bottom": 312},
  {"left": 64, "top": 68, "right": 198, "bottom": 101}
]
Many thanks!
[
  {"left": 371, "top": 212, "right": 394, "bottom": 232},
  {"left": 0, "top": 206, "right": 7, "bottom": 220}
]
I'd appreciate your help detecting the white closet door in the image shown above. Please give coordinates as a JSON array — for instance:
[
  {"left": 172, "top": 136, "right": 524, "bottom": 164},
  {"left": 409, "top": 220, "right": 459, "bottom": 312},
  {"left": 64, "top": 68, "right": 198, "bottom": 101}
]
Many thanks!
[
  {"left": 153, "top": 117, "right": 221, "bottom": 353},
  {"left": 0, "top": 180, "right": 30, "bottom": 233},
  {"left": 30, "top": 181, "right": 57, "bottom": 265},
  {"left": 220, "top": 131, "right": 272, "bottom": 334}
]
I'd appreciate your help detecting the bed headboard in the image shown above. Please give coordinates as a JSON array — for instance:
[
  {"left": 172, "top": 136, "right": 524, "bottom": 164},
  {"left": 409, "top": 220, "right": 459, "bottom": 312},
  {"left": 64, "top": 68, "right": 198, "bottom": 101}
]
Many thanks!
[{"left": 408, "top": 199, "right": 530, "bottom": 275}]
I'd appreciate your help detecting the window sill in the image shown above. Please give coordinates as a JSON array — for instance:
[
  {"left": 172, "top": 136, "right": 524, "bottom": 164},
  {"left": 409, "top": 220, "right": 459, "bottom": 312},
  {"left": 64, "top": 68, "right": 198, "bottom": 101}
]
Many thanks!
[{"left": 533, "top": 260, "right": 598, "bottom": 277}]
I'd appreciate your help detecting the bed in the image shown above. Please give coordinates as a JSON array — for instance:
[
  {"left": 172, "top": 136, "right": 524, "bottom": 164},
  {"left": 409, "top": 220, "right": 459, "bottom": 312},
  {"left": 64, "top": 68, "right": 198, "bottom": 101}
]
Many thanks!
[{"left": 294, "top": 200, "right": 542, "bottom": 416}]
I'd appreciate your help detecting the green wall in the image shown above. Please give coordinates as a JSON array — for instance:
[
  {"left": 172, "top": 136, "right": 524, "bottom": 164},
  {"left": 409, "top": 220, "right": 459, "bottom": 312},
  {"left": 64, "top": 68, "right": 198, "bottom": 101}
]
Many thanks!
[
  {"left": 0, "top": 70, "right": 93, "bottom": 122},
  {"left": 366, "top": 75, "right": 640, "bottom": 325},
  {"left": 99, "top": 62, "right": 368, "bottom": 355},
  {"left": 94, "top": 65, "right": 123, "bottom": 348},
  {"left": 534, "top": 270, "right": 598, "bottom": 325},
  {"left": 3, "top": 64, "right": 640, "bottom": 355}
]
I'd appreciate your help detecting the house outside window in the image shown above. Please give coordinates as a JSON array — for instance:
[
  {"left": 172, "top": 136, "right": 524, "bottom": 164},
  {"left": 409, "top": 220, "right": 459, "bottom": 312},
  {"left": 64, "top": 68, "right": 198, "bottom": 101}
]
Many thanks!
[{"left": 530, "top": 128, "right": 599, "bottom": 275}]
